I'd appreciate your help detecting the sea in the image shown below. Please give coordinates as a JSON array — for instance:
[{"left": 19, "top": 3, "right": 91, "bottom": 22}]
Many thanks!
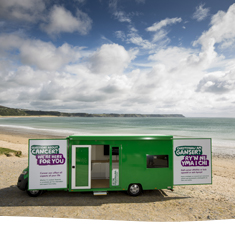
[{"left": 0, "top": 117, "right": 234, "bottom": 155}]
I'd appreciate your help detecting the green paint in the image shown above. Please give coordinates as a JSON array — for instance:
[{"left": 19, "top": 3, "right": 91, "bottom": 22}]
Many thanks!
[
  {"left": 22, "top": 135, "right": 212, "bottom": 195},
  {"left": 75, "top": 147, "right": 89, "bottom": 187},
  {"left": 68, "top": 135, "right": 174, "bottom": 192}
]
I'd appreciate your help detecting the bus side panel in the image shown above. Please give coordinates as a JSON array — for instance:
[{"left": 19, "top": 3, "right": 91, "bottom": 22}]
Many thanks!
[
  {"left": 121, "top": 140, "right": 173, "bottom": 190},
  {"left": 68, "top": 138, "right": 173, "bottom": 192}
]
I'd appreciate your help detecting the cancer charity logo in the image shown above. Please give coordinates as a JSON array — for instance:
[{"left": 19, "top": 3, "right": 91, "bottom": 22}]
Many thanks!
[
  {"left": 31, "top": 145, "right": 66, "bottom": 166},
  {"left": 175, "top": 146, "right": 209, "bottom": 167}
]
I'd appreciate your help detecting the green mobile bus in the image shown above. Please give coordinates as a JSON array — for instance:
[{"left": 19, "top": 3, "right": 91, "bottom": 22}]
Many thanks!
[{"left": 17, "top": 135, "right": 212, "bottom": 197}]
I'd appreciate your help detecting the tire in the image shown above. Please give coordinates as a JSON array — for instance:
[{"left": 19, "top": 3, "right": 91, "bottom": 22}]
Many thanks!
[
  {"left": 26, "top": 189, "right": 43, "bottom": 197},
  {"left": 128, "top": 184, "right": 142, "bottom": 196},
  {"left": 25, "top": 184, "right": 43, "bottom": 197},
  {"left": 25, "top": 183, "right": 43, "bottom": 197}
]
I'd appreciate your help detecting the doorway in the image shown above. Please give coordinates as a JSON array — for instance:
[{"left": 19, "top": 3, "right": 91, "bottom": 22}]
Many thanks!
[
  {"left": 90, "top": 145, "right": 110, "bottom": 188},
  {"left": 71, "top": 144, "right": 120, "bottom": 190}
]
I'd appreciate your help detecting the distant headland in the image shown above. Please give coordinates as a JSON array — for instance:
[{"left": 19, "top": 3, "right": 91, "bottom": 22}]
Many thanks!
[{"left": 0, "top": 105, "right": 184, "bottom": 118}]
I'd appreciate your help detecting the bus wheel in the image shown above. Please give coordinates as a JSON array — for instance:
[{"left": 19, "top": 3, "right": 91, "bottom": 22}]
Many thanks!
[
  {"left": 128, "top": 184, "right": 142, "bottom": 196},
  {"left": 26, "top": 189, "right": 42, "bottom": 197}
]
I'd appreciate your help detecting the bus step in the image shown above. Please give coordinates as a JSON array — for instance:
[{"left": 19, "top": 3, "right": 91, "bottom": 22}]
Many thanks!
[{"left": 93, "top": 191, "right": 107, "bottom": 196}]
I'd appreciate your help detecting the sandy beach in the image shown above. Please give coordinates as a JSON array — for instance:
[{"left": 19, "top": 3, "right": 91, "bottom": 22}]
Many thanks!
[{"left": 0, "top": 126, "right": 235, "bottom": 222}]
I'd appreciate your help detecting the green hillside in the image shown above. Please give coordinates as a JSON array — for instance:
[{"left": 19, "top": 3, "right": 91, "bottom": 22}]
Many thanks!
[
  {"left": 0, "top": 106, "right": 27, "bottom": 116},
  {"left": 0, "top": 105, "right": 184, "bottom": 118}
]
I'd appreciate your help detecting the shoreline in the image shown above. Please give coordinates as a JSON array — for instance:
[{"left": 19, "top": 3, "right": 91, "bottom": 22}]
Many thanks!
[
  {"left": 0, "top": 115, "right": 58, "bottom": 118},
  {"left": 0, "top": 125, "right": 234, "bottom": 157},
  {"left": 0, "top": 126, "right": 67, "bottom": 157},
  {"left": 0, "top": 125, "right": 67, "bottom": 138},
  {"left": 0, "top": 124, "right": 234, "bottom": 161}
]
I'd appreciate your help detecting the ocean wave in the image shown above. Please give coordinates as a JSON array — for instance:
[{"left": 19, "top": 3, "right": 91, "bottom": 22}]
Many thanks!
[{"left": 0, "top": 124, "right": 75, "bottom": 135}]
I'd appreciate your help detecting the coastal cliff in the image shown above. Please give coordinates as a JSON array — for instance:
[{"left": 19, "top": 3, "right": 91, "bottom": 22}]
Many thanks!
[{"left": 0, "top": 105, "right": 184, "bottom": 117}]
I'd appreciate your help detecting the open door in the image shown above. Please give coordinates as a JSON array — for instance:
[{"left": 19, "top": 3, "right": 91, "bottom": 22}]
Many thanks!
[
  {"left": 71, "top": 145, "right": 91, "bottom": 189},
  {"left": 110, "top": 145, "right": 120, "bottom": 187}
]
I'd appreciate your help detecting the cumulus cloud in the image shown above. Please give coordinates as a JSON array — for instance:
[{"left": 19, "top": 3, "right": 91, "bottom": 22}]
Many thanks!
[
  {"left": 192, "top": 4, "right": 210, "bottom": 21},
  {"left": 148, "top": 46, "right": 194, "bottom": 69},
  {"left": 89, "top": 44, "right": 137, "bottom": 75},
  {"left": 1, "top": 66, "right": 48, "bottom": 89},
  {"left": 196, "top": 70, "right": 235, "bottom": 93},
  {"left": 0, "top": 2, "right": 93, "bottom": 38},
  {"left": 0, "top": 33, "right": 23, "bottom": 51},
  {"left": 0, "top": 41, "right": 217, "bottom": 114},
  {"left": 193, "top": 4, "right": 235, "bottom": 50},
  {"left": 0, "top": 63, "right": 133, "bottom": 111},
  {"left": 190, "top": 38, "right": 218, "bottom": 69},
  {"left": 0, "top": 0, "right": 45, "bottom": 22},
  {"left": 41, "top": 5, "right": 92, "bottom": 36},
  {"left": 0, "top": 34, "right": 81, "bottom": 71},
  {"left": 1, "top": 3, "right": 235, "bottom": 116},
  {"left": 20, "top": 41, "right": 81, "bottom": 71}
]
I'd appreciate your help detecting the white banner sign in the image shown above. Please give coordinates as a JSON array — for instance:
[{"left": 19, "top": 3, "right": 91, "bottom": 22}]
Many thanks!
[
  {"left": 28, "top": 139, "right": 67, "bottom": 190},
  {"left": 112, "top": 169, "right": 119, "bottom": 186},
  {"left": 173, "top": 139, "right": 212, "bottom": 185}
]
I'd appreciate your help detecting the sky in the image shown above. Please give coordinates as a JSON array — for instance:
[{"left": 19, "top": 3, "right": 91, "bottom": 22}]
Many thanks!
[{"left": 1, "top": 0, "right": 235, "bottom": 117}]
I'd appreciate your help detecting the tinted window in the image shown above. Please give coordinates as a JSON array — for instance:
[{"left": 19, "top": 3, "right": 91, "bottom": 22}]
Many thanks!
[
  {"left": 146, "top": 155, "right": 168, "bottom": 168},
  {"left": 104, "top": 145, "right": 119, "bottom": 155}
]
